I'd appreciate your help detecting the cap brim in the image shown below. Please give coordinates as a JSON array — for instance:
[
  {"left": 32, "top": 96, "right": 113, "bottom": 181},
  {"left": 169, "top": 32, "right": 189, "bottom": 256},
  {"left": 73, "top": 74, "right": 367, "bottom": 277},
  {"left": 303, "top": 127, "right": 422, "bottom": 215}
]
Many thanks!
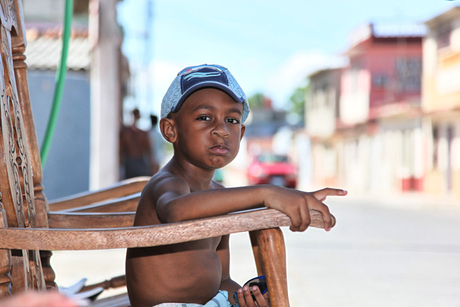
[{"left": 171, "top": 81, "right": 245, "bottom": 113}]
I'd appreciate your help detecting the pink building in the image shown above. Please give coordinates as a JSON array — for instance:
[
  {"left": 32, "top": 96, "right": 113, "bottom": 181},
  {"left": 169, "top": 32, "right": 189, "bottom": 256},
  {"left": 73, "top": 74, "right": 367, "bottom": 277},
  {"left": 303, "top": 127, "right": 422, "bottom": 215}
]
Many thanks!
[
  {"left": 340, "top": 24, "right": 423, "bottom": 126},
  {"left": 337, "top": 24, "right": 425, "bottom": 193},
  {"left": 303, "top": 24, "right": 426, "bottom": 194}
]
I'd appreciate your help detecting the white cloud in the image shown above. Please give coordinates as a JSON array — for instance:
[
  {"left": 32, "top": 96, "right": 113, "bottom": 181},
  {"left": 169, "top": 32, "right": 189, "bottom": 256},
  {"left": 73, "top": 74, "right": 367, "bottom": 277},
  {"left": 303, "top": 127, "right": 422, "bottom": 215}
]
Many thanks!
[{"left": 265, "top": 51, "right": 347, "bottom": 108}]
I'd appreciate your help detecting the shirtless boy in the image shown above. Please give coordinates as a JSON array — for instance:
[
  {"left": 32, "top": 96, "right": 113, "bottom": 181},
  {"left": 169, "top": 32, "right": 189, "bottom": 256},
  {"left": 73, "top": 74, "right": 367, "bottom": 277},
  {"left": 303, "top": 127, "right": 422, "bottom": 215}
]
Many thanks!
[{"left": 125, "top": 64, "right": 347, "bottom": 307}]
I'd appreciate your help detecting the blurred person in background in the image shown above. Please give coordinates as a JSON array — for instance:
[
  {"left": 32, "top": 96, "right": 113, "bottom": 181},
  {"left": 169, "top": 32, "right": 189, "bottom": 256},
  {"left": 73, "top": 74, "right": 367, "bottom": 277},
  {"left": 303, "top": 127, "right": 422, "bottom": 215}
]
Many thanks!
[{"left": 120, "top": 108, "right": 154, "bottom": 178}]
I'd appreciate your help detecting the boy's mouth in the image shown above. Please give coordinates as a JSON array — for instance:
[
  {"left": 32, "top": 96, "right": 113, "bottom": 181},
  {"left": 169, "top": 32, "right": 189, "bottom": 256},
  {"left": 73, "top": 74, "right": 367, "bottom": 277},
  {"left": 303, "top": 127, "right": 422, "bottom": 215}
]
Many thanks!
[{"left": 210, "top": 144, "right": 229, "bottom": 155}]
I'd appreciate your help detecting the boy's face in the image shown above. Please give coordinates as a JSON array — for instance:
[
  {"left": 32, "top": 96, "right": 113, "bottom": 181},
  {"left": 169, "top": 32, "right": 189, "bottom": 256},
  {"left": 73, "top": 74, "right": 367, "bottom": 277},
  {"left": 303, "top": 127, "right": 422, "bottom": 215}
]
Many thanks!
[{"left": 168, "top": 88, "right": 246, "bottom": 170}]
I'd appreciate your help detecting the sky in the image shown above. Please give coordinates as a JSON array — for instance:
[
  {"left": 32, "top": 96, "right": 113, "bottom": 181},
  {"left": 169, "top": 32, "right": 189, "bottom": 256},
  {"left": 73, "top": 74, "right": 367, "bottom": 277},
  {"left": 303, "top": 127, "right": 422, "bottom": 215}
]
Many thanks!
[{"left": 117, "top": 0, "right": 457, "bottom": 121}]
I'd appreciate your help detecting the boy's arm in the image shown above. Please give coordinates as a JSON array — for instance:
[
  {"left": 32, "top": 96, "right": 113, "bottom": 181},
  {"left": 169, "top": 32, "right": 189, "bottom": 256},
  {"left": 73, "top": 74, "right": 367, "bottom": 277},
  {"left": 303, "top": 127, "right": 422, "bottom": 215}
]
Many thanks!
[
  {"left": 217, "top": 235, "right": 240, "bottom": 305},
  {"left": 154, "top": 175, "right": 346, "bottom": 232}
]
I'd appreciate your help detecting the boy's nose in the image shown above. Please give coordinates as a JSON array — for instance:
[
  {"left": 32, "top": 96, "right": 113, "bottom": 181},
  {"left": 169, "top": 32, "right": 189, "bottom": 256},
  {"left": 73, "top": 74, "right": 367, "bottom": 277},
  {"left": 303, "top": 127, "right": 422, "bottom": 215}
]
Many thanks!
[{"left": 212, "top": 122, "right": 230, "bottom": 138}]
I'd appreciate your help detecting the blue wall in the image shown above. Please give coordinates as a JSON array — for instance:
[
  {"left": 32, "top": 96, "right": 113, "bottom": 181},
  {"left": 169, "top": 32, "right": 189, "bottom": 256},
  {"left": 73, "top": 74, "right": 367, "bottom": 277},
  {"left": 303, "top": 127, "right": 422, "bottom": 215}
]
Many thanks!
[{"left": 28, "top": 70, "right": 91, "bottom": 200}]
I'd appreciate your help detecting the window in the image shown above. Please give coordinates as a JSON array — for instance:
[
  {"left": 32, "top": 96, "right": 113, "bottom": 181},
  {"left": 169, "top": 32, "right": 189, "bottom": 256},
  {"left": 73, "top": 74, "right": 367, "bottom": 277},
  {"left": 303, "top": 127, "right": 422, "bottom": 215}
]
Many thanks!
[
  {"left": 432, "top": 126, "right": 439, "bottom": 169},
  {"left": 436, "top": 24, "right": 451, "bottom": 49},
  {"left": 395, "top": 58, "right": 422, "bottom": 92},
  {"left": 372, "top": 73, "right": 389, "bottom": 88}
]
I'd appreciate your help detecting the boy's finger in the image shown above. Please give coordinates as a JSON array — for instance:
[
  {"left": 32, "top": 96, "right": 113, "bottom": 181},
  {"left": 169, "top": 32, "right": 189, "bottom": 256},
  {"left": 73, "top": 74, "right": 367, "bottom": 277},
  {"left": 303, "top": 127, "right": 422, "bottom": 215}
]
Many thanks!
[
  {"left": 299, "top": 201, "right": 311, "bottom": 232},
  {"left": 242, "top": 286, "right": 257, "bottom": 307},
  {"left": 288, "top": 207, "right": 302, "bottom": 232},
  {"left": 312, "top": 197, "right": 332, "bottom": 231},
  {"left": 251, "top": 286, "right": 268, "bottom": 307},
  {"left": 236, "top": 289, "right": 248, "bottom": 307},
  {"left": 318, "top": 203, "right": 332, "bottom": 231},
  {"left": 313, "top": 188, "right": 347, "bottom": 201}
]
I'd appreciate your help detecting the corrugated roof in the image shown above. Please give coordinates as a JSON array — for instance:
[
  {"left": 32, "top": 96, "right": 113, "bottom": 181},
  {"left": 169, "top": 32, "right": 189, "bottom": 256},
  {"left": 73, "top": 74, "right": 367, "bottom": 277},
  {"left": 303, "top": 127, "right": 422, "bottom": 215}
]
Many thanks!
[
  {"left": 372, "top": 23, "right": 427, "bottom": 38},
  {"left": 349, "top": 23, "right": 425, "bottom": 48},
  {"left": 25, "top": 28, "right": 91, "bottom": 71}
]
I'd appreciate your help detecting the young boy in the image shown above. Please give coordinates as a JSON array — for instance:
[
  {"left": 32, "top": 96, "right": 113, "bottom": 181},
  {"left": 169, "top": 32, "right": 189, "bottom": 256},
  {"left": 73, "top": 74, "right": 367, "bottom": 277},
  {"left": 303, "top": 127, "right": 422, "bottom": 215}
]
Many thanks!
[{"left": 125, "top": 64, "right": 347, "bottom": 307}]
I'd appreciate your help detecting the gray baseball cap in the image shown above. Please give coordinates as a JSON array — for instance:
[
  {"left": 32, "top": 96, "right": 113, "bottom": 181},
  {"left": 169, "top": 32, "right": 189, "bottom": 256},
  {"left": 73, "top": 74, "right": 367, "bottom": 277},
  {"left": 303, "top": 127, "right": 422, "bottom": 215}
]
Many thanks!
[{"left": 161, "top": 64, "right": 250, "bottom": 123}]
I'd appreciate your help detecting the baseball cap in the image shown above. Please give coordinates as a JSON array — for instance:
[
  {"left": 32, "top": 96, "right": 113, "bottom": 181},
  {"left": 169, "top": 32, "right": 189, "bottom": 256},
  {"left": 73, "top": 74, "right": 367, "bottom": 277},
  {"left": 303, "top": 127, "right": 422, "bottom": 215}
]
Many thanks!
[{"left": 161, "top": 64, "right": 250, "bottom": 123}]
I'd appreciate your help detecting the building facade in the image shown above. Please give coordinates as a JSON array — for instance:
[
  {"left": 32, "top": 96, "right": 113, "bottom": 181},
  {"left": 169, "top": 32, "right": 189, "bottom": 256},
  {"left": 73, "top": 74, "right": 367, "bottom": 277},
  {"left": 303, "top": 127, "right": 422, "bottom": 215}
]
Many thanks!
[
  {"left": 305, "top": 68, "right": 342, "bottom": 187},
  {"left": 306, "top": 24, "right": 425, "bottom": 195},
  {"left": 423, "top": 7, "right": 460, "bottom": 198}
]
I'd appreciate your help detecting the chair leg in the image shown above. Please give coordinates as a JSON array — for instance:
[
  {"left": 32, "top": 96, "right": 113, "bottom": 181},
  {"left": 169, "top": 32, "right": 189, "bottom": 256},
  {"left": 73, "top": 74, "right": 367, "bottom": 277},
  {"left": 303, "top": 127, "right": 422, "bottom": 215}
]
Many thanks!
[
  {"left": 249, "top": 231, "right": 263, "bottom": 276},
  {"left": 251, "top": 228, "right": 289, "bottom": 307},
  {"left": 40, "top": 251, "right": 56, "bottom": 290}
]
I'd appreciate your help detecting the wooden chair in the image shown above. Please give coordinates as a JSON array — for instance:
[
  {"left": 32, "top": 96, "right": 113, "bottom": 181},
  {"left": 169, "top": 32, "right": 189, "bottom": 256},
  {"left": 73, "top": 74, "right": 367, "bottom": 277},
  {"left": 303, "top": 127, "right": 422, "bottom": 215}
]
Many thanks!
[{"left": 0, "top": 1, "right": 334, "bottom": 306}]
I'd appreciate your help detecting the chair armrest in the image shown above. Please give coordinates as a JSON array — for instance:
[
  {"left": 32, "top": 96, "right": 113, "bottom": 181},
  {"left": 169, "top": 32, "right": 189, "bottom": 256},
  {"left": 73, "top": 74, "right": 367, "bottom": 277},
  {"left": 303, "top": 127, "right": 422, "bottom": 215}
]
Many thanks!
[
  {"left": 0, "top": 209, "right": 334, "bottom": 251},
  {"left": 48, "top": 177, "right": 149, "bottom": 211}
]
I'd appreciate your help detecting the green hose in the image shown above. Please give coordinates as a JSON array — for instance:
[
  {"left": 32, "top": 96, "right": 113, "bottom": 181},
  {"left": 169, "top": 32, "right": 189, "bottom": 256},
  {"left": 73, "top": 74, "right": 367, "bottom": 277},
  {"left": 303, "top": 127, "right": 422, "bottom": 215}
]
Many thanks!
[{"left": 40, "top": 0, "right": 74, "bottom": 166}]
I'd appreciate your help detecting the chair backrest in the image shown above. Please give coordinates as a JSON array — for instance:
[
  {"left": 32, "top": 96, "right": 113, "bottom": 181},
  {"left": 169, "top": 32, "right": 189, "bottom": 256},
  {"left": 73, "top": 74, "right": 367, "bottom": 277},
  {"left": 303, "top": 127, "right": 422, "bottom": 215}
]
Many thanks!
[{"left": 0, "top": 0, "right": 56, "bottom": 297}]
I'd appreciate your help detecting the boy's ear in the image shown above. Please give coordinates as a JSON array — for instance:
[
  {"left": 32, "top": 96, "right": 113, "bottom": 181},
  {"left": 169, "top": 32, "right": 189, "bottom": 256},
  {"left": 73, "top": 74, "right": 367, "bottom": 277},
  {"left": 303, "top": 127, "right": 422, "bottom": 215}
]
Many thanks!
[
  {"left": 240, "top": 124, "right": 246, "bottom": 140},
  {"left": 160, "top": 117, "right": 177, "bottom": 143}
]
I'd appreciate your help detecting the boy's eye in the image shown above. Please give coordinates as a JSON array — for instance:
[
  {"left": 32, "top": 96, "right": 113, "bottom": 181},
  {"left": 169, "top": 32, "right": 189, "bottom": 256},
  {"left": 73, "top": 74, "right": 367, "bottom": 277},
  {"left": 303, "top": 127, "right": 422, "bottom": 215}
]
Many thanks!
[
  {"left": 197, "top": 115, "right": 211, "bottom": 121},
  {"left": 227, "top": 118, "right": 240, "bottom": 124}
]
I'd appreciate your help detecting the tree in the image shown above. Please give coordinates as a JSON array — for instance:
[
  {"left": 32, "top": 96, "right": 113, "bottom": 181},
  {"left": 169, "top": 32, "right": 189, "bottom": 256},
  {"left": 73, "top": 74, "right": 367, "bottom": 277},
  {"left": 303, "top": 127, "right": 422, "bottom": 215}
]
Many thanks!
[
  {"left": 286, "top": 82, "right": 309, "bottom": 125},
  {"left": 248, "top": 92, "right": 272, "bottom": 109}
]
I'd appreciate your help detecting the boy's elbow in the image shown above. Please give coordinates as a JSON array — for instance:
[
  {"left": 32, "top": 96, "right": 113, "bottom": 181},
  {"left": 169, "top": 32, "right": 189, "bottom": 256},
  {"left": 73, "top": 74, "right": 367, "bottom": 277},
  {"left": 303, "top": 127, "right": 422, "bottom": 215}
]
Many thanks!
[
  {"left": 163, "top": 212, "right": 181, "bottom": 223},
  {"left": 161, "top": 206, "right": 186, "bottom": 223},
  {"left": 165, "top": 210, "right": 199, "bottom": 223},
  {"left": 158, "top": 196, "right": 194, "bottom": 223}
]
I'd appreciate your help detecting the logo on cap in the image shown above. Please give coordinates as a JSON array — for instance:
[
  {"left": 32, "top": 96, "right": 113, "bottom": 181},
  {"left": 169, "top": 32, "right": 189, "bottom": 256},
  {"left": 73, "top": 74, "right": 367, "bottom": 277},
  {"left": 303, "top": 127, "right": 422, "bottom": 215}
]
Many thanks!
[
  {"left": 180, "top": 67, "right": 229, "bottom": 94},
  {"left": 183, "top": 71, "right": 222, "bottom": 81}
]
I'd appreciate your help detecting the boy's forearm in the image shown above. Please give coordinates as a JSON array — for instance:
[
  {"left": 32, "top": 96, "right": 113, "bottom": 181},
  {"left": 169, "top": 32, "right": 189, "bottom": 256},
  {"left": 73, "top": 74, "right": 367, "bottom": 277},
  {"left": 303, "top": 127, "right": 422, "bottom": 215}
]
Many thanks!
[
  {"left": 160, "top": 184, "right": 345, "bottom": 232},
  {"left": 164, "top": 185, "right": 270, "bottom": 223}
]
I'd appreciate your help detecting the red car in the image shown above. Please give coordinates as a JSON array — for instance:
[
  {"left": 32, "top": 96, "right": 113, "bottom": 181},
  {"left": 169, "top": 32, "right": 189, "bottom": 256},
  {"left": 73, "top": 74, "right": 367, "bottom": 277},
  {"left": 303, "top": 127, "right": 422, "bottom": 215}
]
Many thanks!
[{"left": 247, "top": 153, "right": 297, "bottom": 188}]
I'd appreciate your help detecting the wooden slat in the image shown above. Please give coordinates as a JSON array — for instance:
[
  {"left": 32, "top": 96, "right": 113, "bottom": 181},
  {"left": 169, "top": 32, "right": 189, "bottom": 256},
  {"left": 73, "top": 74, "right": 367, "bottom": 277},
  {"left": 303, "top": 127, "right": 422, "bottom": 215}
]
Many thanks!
[
  {"left": 81, "top": 275, "right": 126, "bottom": 292},
  {"left": 48, "top": 177, "right": 149, "bottom": 211},
  {"left": 48, "top": 212, "right": 135, "bottom": 229},
  {"left": 0, "top": 209, "right": 333, "bottom": 251},
  {"left": 57, "top": 193, "right": 140, "bottom": 213}
]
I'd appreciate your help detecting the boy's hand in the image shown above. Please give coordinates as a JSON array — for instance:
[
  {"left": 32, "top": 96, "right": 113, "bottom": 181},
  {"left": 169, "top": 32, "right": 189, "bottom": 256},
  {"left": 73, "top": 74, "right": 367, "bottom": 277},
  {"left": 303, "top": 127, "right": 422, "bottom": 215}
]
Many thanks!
[
  {"left": 264, "top": 186, "right": 347, "bottom": 232},
  {"left": 235, "top": 285, "right": 269, "bottom": 307},
  {"left": 311, "top": 187, "right": 348, "bottom": 202}
]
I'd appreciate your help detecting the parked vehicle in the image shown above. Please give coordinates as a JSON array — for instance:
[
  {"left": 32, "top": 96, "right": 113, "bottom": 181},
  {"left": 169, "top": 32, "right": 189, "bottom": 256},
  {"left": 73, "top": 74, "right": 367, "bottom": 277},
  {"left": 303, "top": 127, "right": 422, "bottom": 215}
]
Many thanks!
[{"left": 247, "top": 153, "right": 297, "bottom": 188}]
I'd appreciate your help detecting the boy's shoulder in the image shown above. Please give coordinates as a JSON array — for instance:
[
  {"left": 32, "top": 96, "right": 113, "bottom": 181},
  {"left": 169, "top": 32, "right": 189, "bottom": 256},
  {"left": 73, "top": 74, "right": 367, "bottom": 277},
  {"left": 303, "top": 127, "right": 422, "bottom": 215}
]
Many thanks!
[
  {"left": 147, "top": 160, "right": 225, "bottom": 193},
  {"left": 146, "top": 168, "right": 191, "bottom": 194},
  {"left": 146, "top": 168, "right": 225, "bottom": 195},
  {"left": 135, "top": 169, "right": 191, "bottom": 226}
]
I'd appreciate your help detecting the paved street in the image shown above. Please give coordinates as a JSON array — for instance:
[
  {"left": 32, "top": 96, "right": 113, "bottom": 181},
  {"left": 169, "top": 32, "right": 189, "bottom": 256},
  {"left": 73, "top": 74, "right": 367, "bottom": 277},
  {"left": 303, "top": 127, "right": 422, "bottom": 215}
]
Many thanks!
[{"left": 52, "top": 195, "right": 460, "bottom": 306}]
